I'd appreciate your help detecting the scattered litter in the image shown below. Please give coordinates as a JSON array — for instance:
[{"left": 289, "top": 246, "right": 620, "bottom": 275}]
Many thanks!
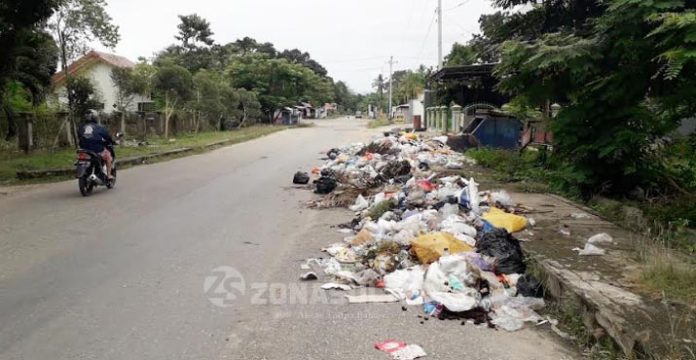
[
  {"left": 293, "top": 171, "right": 310, "bottom": 185},
  {"left": 490, "top": 190, "right": 514, "bottom": 207},
  {"left": 295, "top": 132, "right": 549, "bottom": 335},
  {"left": 482, "top": 208, "right": 528, "bottom": 233},
  {"left": 573, "top": 243, "right": 606, "bottom": 256},
  {"left": 477, "top": 228, "right": 526, "bottom": 275},
  {"left": 299, "top": 272, "right": 318, "bottom": 281},
  {"left": 392, "top": 345, "right": 427, "bottom": 360},
  {"left": 411, "top": 233, "right": 473, "bottom": 264},
  {"left": 350, "top": 195, "right": 370, "bottom": 212},
  {"left": 321, "top": 283, "right": 352, "bottom": 291},
  {"left": 345, "top": 294, "right": 400, "bottom": 304},
  {"left": 570, "top": 212, "right": 593, "bottom": 219},
  {"left": 375, "top": 341, "right": 427, "bottom": 360},
  {"left": 588, "top": 233, "right": 613, "bottom": 244}
]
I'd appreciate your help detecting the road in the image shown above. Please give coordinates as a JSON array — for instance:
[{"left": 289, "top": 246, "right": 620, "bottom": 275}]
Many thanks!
[{"left": 0, "top": 118, "right": 578, "bottom": 360}]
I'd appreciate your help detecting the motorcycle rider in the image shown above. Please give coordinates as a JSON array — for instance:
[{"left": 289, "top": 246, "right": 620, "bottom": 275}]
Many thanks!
[{"left": 78, "top": 110, "right": 115, "bottom": 180}]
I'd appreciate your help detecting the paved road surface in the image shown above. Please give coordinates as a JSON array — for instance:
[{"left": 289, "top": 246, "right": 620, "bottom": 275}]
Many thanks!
[{"left": 0, "top": 118, "right": 578, "bottom": 359}]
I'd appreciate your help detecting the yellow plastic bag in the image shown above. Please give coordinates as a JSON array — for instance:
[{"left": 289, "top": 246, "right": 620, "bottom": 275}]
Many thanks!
[
  {"left": 411, "top": 232, "right": 473, "bottom": 264},
  {"left": 482, "top": 207, "right": 528, "bottom": 233}
]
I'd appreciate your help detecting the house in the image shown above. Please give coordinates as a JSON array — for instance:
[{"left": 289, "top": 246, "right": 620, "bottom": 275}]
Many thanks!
[
  {"left": 317, "top": 103, "right": 337, "bottom": 119},
  {"left": 51, "top": 50, "right": 151, "bottom": 114}
]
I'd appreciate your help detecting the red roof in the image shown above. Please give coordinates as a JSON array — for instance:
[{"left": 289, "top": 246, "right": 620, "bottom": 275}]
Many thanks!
[{"left": 51, "top": 50, "right": 136, "bottom": 87}]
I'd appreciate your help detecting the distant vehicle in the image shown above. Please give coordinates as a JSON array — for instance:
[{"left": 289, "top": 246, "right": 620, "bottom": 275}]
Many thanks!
[{"left": 355, "top": 111, "right": 363, "bottom": 118}]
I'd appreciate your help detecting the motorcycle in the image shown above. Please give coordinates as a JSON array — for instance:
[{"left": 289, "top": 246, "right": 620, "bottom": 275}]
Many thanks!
[{"left": 75, "top": 133, "right": 122, "bottom": 196}]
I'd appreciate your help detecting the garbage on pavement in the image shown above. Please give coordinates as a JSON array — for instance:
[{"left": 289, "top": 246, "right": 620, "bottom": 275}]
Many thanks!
[
  {"left": 375, "top": 340, "right": 427, "bottom": 360},
  {"left": 296, "top": 132, "right": 549, "bottom": 335}
]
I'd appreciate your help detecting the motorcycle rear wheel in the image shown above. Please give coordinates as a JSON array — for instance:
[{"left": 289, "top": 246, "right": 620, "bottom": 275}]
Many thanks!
[
  {"left": 106, "top": 168, "right": 117, "bottom": 189},
  {"left": 79, "top": 176, "right": 93, "bottom": 197}
]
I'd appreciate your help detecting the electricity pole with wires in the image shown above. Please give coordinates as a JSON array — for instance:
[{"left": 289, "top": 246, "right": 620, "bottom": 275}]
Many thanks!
[
  {"left": 388, "top": 56, "right": 397, "bottom": 120},
  {"left": 438, "top": 0, "right": 443, "bottom": 69}
]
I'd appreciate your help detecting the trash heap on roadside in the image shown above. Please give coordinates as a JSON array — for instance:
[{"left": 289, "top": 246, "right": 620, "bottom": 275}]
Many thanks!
[{"left": 293, "top": 132, "right": 546, "bottom": 332}]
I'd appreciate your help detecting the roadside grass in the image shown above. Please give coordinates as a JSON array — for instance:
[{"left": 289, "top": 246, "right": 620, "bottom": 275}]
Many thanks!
[
  {"left": 468, "top": 147, "right": 696, "bottom": 304},
  {"left": 367, "top": 117, "right": 391, "bottom": 129},
  {"left": 0, "top": 125, "right": 285, "bottom": 185}
]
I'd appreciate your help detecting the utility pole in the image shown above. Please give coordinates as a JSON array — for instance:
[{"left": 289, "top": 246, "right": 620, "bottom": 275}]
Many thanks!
[
  {"left": 438, "top": 0, "right": 443, "bottom": 69},
  {"left": 388, "top": 56, "right": 396, "bottom": 120}
]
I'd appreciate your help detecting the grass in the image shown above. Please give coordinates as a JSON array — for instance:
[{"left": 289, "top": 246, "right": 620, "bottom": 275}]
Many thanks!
[
  {"left": 0, "top": 125, "right": 286, "bottom": 185},
  {"left": 367, "top": 117, "right": 392, "bottom": 129}
]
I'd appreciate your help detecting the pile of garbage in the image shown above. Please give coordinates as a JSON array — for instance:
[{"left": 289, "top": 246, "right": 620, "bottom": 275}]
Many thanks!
[{"left": 294, "top": 133, "right": 546, "bottom": 332}]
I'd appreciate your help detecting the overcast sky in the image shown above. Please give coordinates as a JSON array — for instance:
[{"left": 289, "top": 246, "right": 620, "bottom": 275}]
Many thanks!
[{"left": 100, "top": 0, "right": 496, "bottom": 94}]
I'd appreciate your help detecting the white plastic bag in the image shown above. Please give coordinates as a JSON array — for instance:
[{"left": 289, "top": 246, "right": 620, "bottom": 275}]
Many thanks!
[
  {"left": 588, "top": 233, "right": 613, "bottom": 244},
  {"left": 573, "top": 243, "right": 606, "bottom": 256},
  {"left": 349, "top": 195, "right": 369, "bottom": 212}
]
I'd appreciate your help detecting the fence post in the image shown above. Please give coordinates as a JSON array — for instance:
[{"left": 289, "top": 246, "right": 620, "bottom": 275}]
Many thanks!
[
  {"left": 451, "top": 104, "right": 462, "bottom": 134},
  {"left": 17, "top": 112, "right": 33, "bottom": 153}
]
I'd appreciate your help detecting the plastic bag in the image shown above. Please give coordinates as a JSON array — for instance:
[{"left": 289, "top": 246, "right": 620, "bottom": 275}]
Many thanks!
[
  {"left": 477, "top": 228, "right": 526, "bottom": 275},
  {"left": 482, "top": 207, "right": 528, "bottom": 233},
  {"left": 588, "top": 233, "right": 613, "bottom": 244},
  {"left": 490, "top": 190, "right": 514, "bottom": 207},
  {"left": 440, "top": 215, "right": 477, "bottom": 238},
  {"left": 384, "top": 267, "right": 425, "bottom": 293},
  {"left": 573, "top": 243, "right": 606, "bottom": 256},
  {"left": 411, "top": 232, "right": 474, "bottom": 264},
  {"left": 349, "top": 195, "right": 369, "bottom": 212},
  {"left": 293, "top": 171, "right": 310, "bottom": 185}
]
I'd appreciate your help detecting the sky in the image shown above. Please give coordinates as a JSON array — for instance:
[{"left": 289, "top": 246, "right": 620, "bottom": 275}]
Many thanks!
[{"left": 99, "top": 0, "right": 496, "bottom": 94}]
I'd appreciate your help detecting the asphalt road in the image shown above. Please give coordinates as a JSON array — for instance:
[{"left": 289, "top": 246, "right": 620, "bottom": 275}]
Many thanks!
[{"left": 0, "top": 118, "right": 578, "bottom": 360}]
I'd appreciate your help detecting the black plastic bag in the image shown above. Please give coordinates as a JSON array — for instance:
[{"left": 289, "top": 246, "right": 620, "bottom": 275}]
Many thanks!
[
  {"left": 381, "top": 160, "right": 411, "bottom": 180},
  {"left": 326, "top": 148, "right": 340, "bottom": 160},
  {"left": 517, "top": 274, "right": 544, "bottom": 298},
  {"left": 477, "top": 228, "right": 526, "bottom": 275},
  {"left": 293, "top": 172, "right": 310, "bottom": 185},
  {"left": 314, "top": 176, "right": 337, "bottom": 194}
]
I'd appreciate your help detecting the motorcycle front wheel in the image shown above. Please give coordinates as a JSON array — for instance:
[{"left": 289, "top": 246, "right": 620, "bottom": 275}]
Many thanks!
[{"left": 79, "top": 176, "right": 93, "bottom": 197}]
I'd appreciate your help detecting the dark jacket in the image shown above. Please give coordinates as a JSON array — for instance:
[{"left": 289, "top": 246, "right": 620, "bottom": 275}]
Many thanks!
[{"left": 78, "top": 122, "right": 114, "bottom": 153}]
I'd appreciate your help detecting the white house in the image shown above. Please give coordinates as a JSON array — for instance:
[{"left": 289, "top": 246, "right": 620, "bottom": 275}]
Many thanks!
[{"left": 52, "top": 50, "right": 151, "bottom": 114}]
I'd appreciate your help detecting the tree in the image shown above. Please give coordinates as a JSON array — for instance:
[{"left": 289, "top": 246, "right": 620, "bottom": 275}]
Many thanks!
[
  {"left": 189, "top": 70, "right": 225, "bottom": 132},
  {"left": 234, "top": 89, "right": 262, "bottom": 128},
  {"left": 278, "top": 49, "right": 328, "bottom": 77},
  {"left": 66, "top": 76, "right": 101, "bottom": 119},
  {"left": 227, "top": 56, "right": 332, "bottom": 122},
  {"left": 111, "top": 67, "right": 147, "bottom": 136},
  {"left": 152, "top": 64, "right": 193, "bottom": 138},
  {"left": 333, "top": 81, "right": 358, "bottom": 113},
  {"left": 48, "top": 0, "right": 120, "bottom": 144},
  {"left": 233, "top": 37, "right": 276, "bottom": 57},
  {"left": 176, "top": 14, "right": 214, "bottom": 50},
  {"left": 494, "top": 0, "right": 696, "bottom": 196},
  {"left": 49, "top": 0, "right": 120, "bottom": 69},
  {"left": 0, "top": 0, "right": 60, "bottom": 140}
]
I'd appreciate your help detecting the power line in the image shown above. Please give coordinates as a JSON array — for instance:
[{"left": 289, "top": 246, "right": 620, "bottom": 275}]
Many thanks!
[
  {"left": 444, "top": 0, "right": 472, "bottom": 11},
  {"left": 416, "top": 8, "right": 438, "bottom": 64}
]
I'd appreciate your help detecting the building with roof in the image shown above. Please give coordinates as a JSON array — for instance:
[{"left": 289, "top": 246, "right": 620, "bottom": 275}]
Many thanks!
[{"left": 51, "top": 50, "right": 151, "bottom": 115}]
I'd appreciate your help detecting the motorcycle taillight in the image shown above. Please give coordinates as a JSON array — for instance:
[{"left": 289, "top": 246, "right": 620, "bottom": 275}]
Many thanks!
[{"left": 78, "top": 152, "right": 89, "bottom": 161}]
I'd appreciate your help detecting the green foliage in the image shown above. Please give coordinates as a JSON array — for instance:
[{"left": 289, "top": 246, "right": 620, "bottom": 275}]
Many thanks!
[
  {"left": 176, "top": 14, "right": 214, "bottom": 49},
  {"left": 49, "top": 0, "right": 120, "bottom": 64},
  {"left": 66, "top": 76, "right": 100, "bottom": 117},
  {"left": 227, "top": 55, "right": 333, "bottom": 121},
  {"left": 111, "top": 67, "right": 147, "bottom": 111},
  {"left": 489, "top": 0, "right": 696, "bottom": 197}
]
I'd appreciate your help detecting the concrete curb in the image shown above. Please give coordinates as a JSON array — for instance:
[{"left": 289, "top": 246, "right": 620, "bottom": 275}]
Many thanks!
[
  {"left": 15, "top": 135, "right": 262, "bottom": 180},
  {"left": 15, "top": 147, "right": 197, "bottom": 180}
]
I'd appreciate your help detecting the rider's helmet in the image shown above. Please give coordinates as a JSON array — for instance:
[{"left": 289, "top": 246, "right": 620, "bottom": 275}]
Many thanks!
[{"left": 84, "top": 109, "right": 99, "bottom": 123}]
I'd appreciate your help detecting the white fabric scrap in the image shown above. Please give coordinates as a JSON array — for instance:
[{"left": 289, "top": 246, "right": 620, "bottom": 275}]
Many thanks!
[{"left": 391, "top": 345, "right": 427, "bottom": 360}]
